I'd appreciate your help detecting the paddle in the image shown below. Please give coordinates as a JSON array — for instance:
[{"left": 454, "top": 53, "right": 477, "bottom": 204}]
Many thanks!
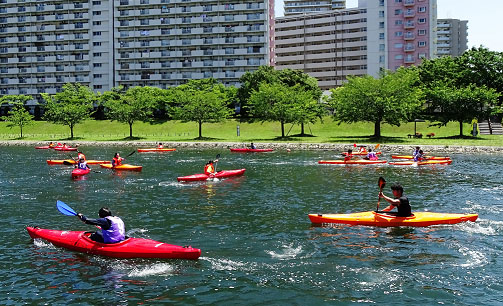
[
  {"left": 126, "top": 150, "right": 136, "bottom": 157},
  {"left": 57, "top": 200, "right": 77, "bottom": 216},
  {"left": 375, "top": 143, "right": 380, "bottom": 150},
  {"left": 376, "top": 176, "right": 386, "bottom": 212},
  {"left": 213, "top": 153, "right": 221, "bottom": 174}
]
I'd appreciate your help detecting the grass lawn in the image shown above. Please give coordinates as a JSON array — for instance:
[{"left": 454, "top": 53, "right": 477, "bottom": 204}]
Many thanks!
[{"left": 0, "top": 117, "right": 501, "bottom": 146}]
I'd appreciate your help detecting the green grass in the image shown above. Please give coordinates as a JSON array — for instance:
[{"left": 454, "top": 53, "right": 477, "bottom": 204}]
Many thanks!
[{"left": 0, "top": 118, "right": 501, "bottom": 146}]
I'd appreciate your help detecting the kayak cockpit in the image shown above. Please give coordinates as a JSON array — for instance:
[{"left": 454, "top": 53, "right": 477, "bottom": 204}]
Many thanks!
[{"left": 80, "top": 231, "right": 132, "bottom": 246}]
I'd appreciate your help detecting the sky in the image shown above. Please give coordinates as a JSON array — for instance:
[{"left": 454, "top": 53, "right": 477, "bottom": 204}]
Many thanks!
[{"left": 274, "top": 0, "right": 503, "bottom": 52}]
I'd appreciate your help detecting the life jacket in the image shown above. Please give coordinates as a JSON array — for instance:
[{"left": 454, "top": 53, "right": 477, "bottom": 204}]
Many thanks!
[
  {"left": 344, "top": 154, "right": 352, "bottom": 162},
  {"left": 112, "top": 157, "right": 122, "bottom": 166},
  {"left": 204, "top": 163, "right": 214, "bottom": 175},
  {"left": 102, "top": 216, "right": 126, "bottom": 243},
  {"left": 367, "top": 152, "right": 378, "bottom": 160},
  {"left": 77, "top": 162, "right": 88, "bottom": 170}
]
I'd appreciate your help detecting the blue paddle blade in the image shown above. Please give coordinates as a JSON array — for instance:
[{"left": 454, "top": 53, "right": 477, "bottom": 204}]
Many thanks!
[{"left": 56, "top": 200, "right": 77, "bottom": 216}]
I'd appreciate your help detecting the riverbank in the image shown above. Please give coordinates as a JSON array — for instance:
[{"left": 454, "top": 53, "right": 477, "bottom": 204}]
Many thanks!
[{"left": 3, "top": 140, "right": 503, "bottom": 154}]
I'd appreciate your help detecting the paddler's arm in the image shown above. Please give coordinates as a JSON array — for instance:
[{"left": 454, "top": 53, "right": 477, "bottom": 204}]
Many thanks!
[
  {"left": 77, "top": 214, "right": 111, "bottom": 229},
  {"left": 379, "top": 192, "right": 400, "bottom": 211}
]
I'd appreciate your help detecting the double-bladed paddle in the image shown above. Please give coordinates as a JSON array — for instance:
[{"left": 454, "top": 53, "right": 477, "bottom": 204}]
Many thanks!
[
  {"left": 56, "top": 200, "right": 77, "bottom": 216},
  {"left": 213, "top": 153, "right": 221, "bottom": 174},
  {"left": 376, "top": 176, "right": 386, "bottom": 212}
]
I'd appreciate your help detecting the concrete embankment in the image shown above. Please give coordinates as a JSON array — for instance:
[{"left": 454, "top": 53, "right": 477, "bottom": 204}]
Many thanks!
[{"left": 2, "top": 140, "right": 503, "bottom": 154}]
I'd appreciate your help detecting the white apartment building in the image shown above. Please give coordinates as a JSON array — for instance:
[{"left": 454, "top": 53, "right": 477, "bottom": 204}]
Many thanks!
[
  {"left": 283, "top": 0, "right": 345, "bottom": 16},
  {"left": 275, "top": 9, "right": 368, "bottom": 90},
  {"left": 0, "top": 0, "right": 273, "bottom": 104},
  {"left": 275, "top": 0, "right": 437, "bottom": 91},
  {"left": 436, "top": 18, "right": 468, "bottom": 57}
]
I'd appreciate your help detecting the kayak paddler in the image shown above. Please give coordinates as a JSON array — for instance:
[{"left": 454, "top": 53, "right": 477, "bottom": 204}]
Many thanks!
[
  {"left": 343, "top": 149, "right": 353, "bottom": 162},
  {"left": 77, "top": 207, "right": 126, "bottom": 243},
  {"left": 158, "top": 142, "right": 164, "bottom": 149},
  {"left": 250, "top": 142, "right": 256, "bottom": 149},
  {"left": 77, "top": 151, "right": 86, "bottom": 161},
  {"left": 364, "top": 149, "right": 378, "bottom": 161},
  {"left": 204, "top": 159, "right": 218, "bottom": 175},
  {"left": 378, "top": 183, "right": 412, "bottom": 217},
  {"left": 413, "top": 150, "right": 424, "bottom": 162},
  {"left": 112, "top": 152, "right": 124, "bottom": 167},
  {"left": 76, "top": 157, "right": 90, "bottom": 170}
]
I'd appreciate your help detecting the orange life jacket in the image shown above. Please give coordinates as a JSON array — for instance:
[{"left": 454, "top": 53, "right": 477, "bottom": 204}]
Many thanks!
[
  {"left": 204, "top": 163, "right": 214, "bottom": 175},
  {"left": 113, "top": 157, "right": 123, "bottom": 166}
]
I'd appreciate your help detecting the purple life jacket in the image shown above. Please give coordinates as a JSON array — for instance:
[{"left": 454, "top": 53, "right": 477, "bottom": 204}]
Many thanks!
[{"left": 102, "top": 216, "right": 125, "bottom": 243}]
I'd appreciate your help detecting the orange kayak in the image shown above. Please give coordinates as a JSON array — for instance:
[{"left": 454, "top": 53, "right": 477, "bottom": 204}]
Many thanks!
[
  {"left": 100, "top": 164, "right": 142, "bottom": 171},
  {"left": 342, "top": 151, "right": 382, "bottom": 156},
  {"left": 308, "top": 211, "right": 478, "bottom": 227},
  {"left": 392, "top": 155, "right": 451, "bottom": 160},
  {"left": 47, "top": 160, "right": 110, "bottom": 165},
  {"left": 137, "top": 148, "right": 176, "bottom": 152},
  {"left": 318, "top": 160, "right": 387, "bottom": 165},
  {"left": 389, "top": 160, "right": 452, "bottom": 166}
]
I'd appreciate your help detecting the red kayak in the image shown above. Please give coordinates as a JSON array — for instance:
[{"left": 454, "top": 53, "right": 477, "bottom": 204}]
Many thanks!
[
  {"left": 35, "top": 146, "right": 52, "bottom": 149},
  {"left": 138, "top": 148, "right": 176, "bottom": 152},
  {"left": 71, "top": 168, "right": 90, "bottom": 178},
  {"left": 230, "top": 148, "right": 274, "bottom": 153},
  {"left": 27, "top": 226, "right": 201, "bottom": 260},
  {"left": 54, "top": 147, "right": 78, "bottom": 151},
  {"left": 177, "top": 168, "right": 246, "bottom": 182}
]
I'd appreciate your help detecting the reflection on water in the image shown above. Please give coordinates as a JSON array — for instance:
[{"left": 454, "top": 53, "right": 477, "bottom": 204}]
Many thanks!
[{"left": 2, "top": 147, "right": 503, "bottom": 304}]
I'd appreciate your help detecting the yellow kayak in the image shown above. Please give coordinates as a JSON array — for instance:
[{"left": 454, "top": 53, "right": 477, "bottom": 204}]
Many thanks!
[{"left": 308, "top": 211, "right": 478, "bottom": 227}]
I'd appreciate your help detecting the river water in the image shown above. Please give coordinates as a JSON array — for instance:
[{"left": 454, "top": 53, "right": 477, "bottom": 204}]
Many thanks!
[{"left": 0, "top": 145, "right": 502, "bottom": 305}]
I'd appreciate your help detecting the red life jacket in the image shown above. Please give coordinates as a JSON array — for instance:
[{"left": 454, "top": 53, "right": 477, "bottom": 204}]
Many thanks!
[{"left": 204, "top": 163, "right": 214, "bottom": 175}]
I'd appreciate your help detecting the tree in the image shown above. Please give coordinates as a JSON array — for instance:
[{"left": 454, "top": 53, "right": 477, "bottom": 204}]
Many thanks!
[
  {"left": 237, "top": 66, "right": 279, "bottom": 117},
  {"left": 41, "top": 83, "right": 96, "bottom": 139},
  {"left": 326, "top": 68, "right": 423, "bottom": 138},
  {"left": 248, "top": 82, "right": 298, "bottom": 138},
  {"left": 169, "top": 79, "right": 233, "bottom": 139},
  {"left": 424, "top": 82, "right": 500, "bottom": 136},
  {"left": 101, "top": 86, "right": 158, "bottom": 138},
  {"left": 1, "top": 95, "right": 34, "bottom": 138}
]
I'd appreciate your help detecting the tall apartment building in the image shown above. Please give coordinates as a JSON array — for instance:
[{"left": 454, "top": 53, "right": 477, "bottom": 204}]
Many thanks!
[
  {"left": 0, "top": 0, "right": 273, "bottom": 104},
  {"left": 275, "top": 8, "right": 368, "bottom": 90},
  {"left": 436, "top": 18, "right": 468, "bottom": 57},
  {"left": 275, "top": 0, "right": 437, "bottom": 90},
  {"left": 283, "top": 0, "right": 345, "bottom": 16}
]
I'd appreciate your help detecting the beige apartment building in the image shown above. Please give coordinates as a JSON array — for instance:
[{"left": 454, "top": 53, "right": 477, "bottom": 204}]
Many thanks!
[
  {"left": 436, "top": 18, "right": 468, "bottom": 57},
  {"left": 275, "top": 8, "right": 368, "bottom": 90},
  {"left": 283, "top": 0, "right": 345, "bottom": 16}
]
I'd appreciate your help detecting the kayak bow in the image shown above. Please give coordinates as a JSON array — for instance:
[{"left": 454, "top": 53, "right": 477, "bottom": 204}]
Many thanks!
[{"left": 177, "top": 169, "right": 246, "bottom": 182}]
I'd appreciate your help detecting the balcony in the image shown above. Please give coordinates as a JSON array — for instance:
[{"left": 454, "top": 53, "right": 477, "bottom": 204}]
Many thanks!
[
  {"left": 404, "top": 33, "right": 415, "bottom": 40},
  {"left": 404, "top": 10, "right": 415, "bottom": 18},
  {"left": 404, "top": 21, "right": 415, "bottom": 29},
  {"left": 404, "top": 44, "right": 415, "bottom": 52},
  {"left": 404, "top": 56, "right": 415, "bottom": 64},
  {"left": 404, "top": 0, "right": 414, "bottom": 6}
]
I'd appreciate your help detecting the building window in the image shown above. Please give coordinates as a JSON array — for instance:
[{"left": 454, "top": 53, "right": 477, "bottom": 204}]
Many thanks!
[
  {"left": 394, "top": 43, "right": 403, "bottom": 48},
  {"left": 93, "top": 21, "right": 102, "bottom": 25},
  {"left": 395, "top": 31, "right": 403, "bottom": 37},
  {"left": 395, "top": 20, "right": 403, "bottom": 25},
  {"left": 379, "top": 44, "right": 385, "bottom": 51},
  {"left": 418, "top": 18, "right": 426, "bottom": 24},
  {"left": 379, "top": 55, "right": 385, "bottom": 63},
  {"left": 379, "top": 33, "right": 385, "bottom": 39},
  {"left": 93, "top": 63, "right": 102, "bottom": 67},
  {"left": 418, "top": 29, "right": 426, "bottom": 35},
  {"left": 379, "top": 10, "right": 384, "bottom": 17},
  {"left": 93, "top": 32, "right": 102, "bottom": 36},
  {"left": 418, "top": 41, "right": 426, "bottom": 47},
  {"left": 395, "top": 54, "right": 403, "bottom": 59},
  {"left": 394, "top": 9, "right": 402, "bottom": 15},
  {"left": 418, "top": 6, "right": 426, "bottom": 13},
  {"left": 93, "top": 42, "right": 102, "bottom": 46},
  {"left": 379, "top": 22, "right": 384, "bottom": 29}
]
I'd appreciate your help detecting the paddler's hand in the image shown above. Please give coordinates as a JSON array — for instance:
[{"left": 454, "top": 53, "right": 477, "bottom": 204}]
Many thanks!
[
  {"left": 77, "top": 213, "right": 84, "bottom": 221},
  {"left": 378, "top": 192, "right": 384, "bottom": 198}
]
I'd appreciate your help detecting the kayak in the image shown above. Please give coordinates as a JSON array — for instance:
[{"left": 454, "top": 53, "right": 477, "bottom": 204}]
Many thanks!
[
  {"left": 389, "top": 160, "right": 452, "bottom": 166},
  {"left": 26, "top": 226, "right": 201, "bottom": 260},
  {"left": 230, "top": 148, "right": 274, "bottom": 153},
  {"left": 392, "top": 155, "right": 451, "bottom": 160},
  {"left": 47, "top": 159, "right": 111, "bottom": 165},
  {"left": 318, "top": 160, "right": 387, "bottom": 165},
  {"left": 100, "top": 164, "right": 143, "bottom": 171},
  {"left": 71, "top": 168, "right": 90, "bottom": 178},
  {"left": 177, "top": 168, "right": 246, "bottom": 182},
  {"left": 53, "top": 147, "right": 78, "bottom": 151},
  {"left": 35, "top": 146, "right": 52, "bottom": 149},
  {"left": 308, "top": 211, "right": 478, "bottom": 227},
  {"left": 138, "top": 148, "right": 176, "bottom": 153},
  {"left": 342, "top": 151, "right": 382, "bottom": 156}
]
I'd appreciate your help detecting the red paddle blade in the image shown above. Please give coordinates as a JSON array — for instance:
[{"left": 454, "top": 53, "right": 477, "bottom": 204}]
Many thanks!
[{"left": 378, "top": 177, "right": 386, "bottom": 189}]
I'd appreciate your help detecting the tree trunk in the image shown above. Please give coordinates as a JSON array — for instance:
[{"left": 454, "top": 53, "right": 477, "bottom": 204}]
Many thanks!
[
  {"left": 199, "top": 121, "right": 202, "bottom": 139},
  {"left": 374, "top": 120, "right": 381, "bottom": 138},
  {"left": 459, "top": 120, "right": 463, "bottom": 137},
  {"left": 20, "top": 125, "right": 23, "bottom": 138},
  {"left": 70, "top": 124, "right": 74, "bottom": 139},
  {"left": 129, "top": 123, "right": 133, "bottom": 138},
  {"left": 301, "top": 123, "right": 305, "bottom": 136},
  {"left": 281, "top": 121, "right": 285, "bottom": 138}
]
